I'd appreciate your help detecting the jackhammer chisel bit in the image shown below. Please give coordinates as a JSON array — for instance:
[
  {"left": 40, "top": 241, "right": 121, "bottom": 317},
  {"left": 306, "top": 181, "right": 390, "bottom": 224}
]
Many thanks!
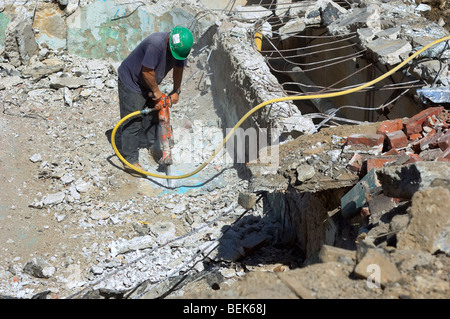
[{"left": 155, "top": 94, "right": 174, "bottom": 188}]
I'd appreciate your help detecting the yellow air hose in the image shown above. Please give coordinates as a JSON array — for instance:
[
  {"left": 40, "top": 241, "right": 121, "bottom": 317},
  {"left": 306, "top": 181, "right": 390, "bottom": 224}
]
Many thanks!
[{"left": 111, "top": 35, "right": 450, "bottom": 180}]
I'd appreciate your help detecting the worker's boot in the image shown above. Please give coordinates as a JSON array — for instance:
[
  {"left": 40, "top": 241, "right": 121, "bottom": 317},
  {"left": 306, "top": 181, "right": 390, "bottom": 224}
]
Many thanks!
[{"left": 123, "top": 162, "right": 145, "bottom": 177}]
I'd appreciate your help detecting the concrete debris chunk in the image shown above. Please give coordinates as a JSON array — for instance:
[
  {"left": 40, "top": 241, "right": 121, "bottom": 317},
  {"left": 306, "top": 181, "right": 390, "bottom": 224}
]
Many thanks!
[
  {"left": 354, "top": 248, "right": 401, "bottom": 288},
  {"left": 234, "top": 5, "right": 272, "bottom": 21},
  {"left": 318, "top": 244, "right": 356, "bottom": 264},
  {"left": 149, "top": 222, "right": 177, "bottom": 244},
  {"left": 238, "top": 192, "right": 257, "bottom": 210},
  {"left": 49, "top": 74, "right": 89, "bottom": 89},
  {"left": 109, "top": 236, "right": 156, "bottom": 257},
  {"left": 366, "top": 38, "right": 412, "bottom": 65},
  {"left": 29, "top": 153, "right": 42, "bottom": 163},
  {"left": 397, "top": 186, "right": 450, "bottom": 254},
  {"left": 23, "top": 257, "right": 56, "bottom": 279},
  {"left": 296, "top": 164, "right": 315, "bottom": 183},
  {"left": 3, "top": 7, "right": 38, "bottom": 67},
  {"left": 42, "top": 191, "right": 66, "bottom": 206},
  {"left": 278, "top": 19, "right": 306, "bottom": 40},
  {"left": 376, "top": 161, "right": 450, "bottom": 199}
]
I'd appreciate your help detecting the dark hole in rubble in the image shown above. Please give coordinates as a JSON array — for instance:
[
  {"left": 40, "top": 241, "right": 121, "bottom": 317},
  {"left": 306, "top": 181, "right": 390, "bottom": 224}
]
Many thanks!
[{"left": 261, "top": 25, "right": 426, "bottom": 123}]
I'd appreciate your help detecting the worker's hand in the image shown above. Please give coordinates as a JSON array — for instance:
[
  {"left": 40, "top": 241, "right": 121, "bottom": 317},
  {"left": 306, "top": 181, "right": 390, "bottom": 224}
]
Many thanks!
[
  {"left": 151, "top": 90, "right": 163, "bottom": 102},
  {"left": 170, "top": 92, "right": 180, "bottom": 105}
]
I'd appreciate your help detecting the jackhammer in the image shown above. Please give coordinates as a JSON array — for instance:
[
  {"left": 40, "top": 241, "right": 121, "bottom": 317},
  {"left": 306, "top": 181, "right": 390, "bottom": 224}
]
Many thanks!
[{"left": 142, "top": 93, "right": 174, "bottom": 187}]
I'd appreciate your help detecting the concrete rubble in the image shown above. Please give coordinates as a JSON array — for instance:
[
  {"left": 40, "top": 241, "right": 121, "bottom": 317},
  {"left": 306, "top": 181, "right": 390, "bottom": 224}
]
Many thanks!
[{"left": 0, "top": 0, "right": 449, "bottom": 300}]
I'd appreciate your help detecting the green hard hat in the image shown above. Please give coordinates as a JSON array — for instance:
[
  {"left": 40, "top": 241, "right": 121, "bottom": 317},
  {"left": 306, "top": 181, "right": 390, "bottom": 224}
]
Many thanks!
[{"left": 169, "top": 26, "right": 194, "bottom": 60}]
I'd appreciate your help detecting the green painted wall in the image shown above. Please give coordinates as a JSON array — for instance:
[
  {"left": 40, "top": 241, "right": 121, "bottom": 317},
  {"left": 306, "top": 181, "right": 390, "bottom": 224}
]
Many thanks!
[
  {"left": 66, "top": 0, "right": 194, "bottom": 61},
  {"left": 0, "top": 12, "right": 11, "bottom": 51}
]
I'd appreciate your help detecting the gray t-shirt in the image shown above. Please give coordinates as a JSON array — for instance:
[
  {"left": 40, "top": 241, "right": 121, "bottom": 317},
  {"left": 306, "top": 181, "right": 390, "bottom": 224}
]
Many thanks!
[{"left": 118, "top": 32, "right": 186, "bottom": 95}]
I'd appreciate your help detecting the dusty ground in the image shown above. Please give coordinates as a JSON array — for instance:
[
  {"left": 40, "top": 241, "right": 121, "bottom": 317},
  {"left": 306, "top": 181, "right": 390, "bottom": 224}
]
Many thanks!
[
  {"left": 419, "top": 0, "right": 450, "bottom": 31},
  {"left": 1, "top": 57, "right": 449, "bottom": 299}
]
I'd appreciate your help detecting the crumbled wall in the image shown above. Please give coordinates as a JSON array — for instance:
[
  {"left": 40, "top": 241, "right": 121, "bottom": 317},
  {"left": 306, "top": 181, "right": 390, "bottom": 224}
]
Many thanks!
[
  {"left": 0, "top": 0, "right": 214, "bottom": 61},
  {"left": 209, "top": 20, "right": 315, "bottom": 136}
]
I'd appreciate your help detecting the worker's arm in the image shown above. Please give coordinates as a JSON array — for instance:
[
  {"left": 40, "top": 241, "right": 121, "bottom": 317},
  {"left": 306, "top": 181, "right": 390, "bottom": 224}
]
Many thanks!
[
  {"left": 170, "top": 65, "right": 184, "bottom": 105},
  {"left": 141, "top": 66, "right": 163, "bottom": 101}
]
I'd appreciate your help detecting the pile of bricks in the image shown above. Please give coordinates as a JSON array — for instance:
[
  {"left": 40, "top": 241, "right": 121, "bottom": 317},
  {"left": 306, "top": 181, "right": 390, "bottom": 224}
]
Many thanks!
[
  {"left": 346, "top": 106, "right": 450, "bottom": 176},
  {"left": 340, "top": 106, "right": 449, "bottom": 221}
]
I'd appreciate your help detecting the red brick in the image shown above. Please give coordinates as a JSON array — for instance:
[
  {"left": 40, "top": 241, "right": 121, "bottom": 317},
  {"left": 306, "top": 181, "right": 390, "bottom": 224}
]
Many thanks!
[
  {"left": 366, "top": 157, "right": 398, "bottom": 172},
  {"left": 346, "top": 134, "right": 385, "bottom": 147},
  {"left": 408, "top": 133, "right": 422, "bottom": 141},
  {"left": 437, "top": 131, "right": 450, "bottom": 151},
  {"left": 437, "top": 147, "right": 450, "bottom": 161},
  {"left": 411, "top": 129, "right": 437, "bottom": 153},
  {"left": 404, "top": 153, "right": 422, "bottom": 165},
  {"left": 428, "top": 130, "right": 445, "bottom": 149},
  {"left": 423, "top": 116, "right": 436, "bottom": 128},
  {"left": 377, "top": 119, "right": 403, "bottom": 135},
  {"left": 382, "top": 148, "right": 400, "bottom": 156},
  {"left": 403, "top": 106, "right": 444, "bottom": 136},
  {"left": 347, "top": 153, "right": 363, "bottom": 173},
  {"left": 385, "top": 130, "right": 408, "bottom": 150},
  {"left": 361, "top": 206, "right": 371, "bottom": 218}
]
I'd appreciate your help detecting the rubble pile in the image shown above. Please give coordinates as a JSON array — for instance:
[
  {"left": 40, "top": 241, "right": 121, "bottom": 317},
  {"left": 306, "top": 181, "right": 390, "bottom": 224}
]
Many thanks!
[
  {"left": 183, "top": 109, "right": 450, "bottom": 299},
  {"left": 0, "top": 0, "right": 449, "bottom": 300},
  {"left": 341, "top": 107, "right": 449, "bottom": 221}
]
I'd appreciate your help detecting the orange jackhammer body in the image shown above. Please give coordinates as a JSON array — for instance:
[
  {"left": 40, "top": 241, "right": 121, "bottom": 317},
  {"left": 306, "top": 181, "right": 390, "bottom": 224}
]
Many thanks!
[{"left": 154, "top": 94, "right": 173, "bottom": 166}]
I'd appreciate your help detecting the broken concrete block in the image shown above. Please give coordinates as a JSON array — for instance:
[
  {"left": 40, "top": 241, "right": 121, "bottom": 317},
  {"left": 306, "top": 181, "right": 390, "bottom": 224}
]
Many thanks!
[
  {"left": 318, "top": 244, "right": 356, "bottom": 264},
  {"left": 341, "top": 168, "right": 381, "bottom": 219},
  {"left": 3, "top": 7, "right": 39, "bottom": 67},
  {"left": 366, "top": 38, "right": 412, "bottom": 65},
  {"left": 375, "top": 27, "right": 401, "bottom": 40},
  {"left": 109, "top": 236, "right": 156, "bottom": 257},
  {"left": 49, "top": 75, "right": 89, "bottom": 89},
  {"left": 354, "top": 248, "right": 401, "bottom": 288},
  {"left": 376, "top": 119, "right": 403, "bottom": 136},
  {"left": 149, "top": 222, "right": 176, "bottom": 244},
  {"left": 22, "top": 63, "right": 64, "bottom": 80},
  {"left": 238, "top": 232, "right": 270, "bottom": 256},
  {"left": 367, "top": 194, "right": 398, "bottom": 224},
  {"left": 389, "top": 213, "right": 410, "bottom": 233},
  {"left": 238, "top": 192, "right": 257, "bottom": 210},
  {"left": 0, "top": 75, "right": 23, "bottom": 88},
  {"left": 320, "top": 0, "right": 347, "bottom": 26},
  {"left": 397, "top": 187, "right": 450, "bottom": 254},
  {"left": 23, "top": 257, "right": 56, "bottom": 279},
  {"left": 279, "top": 19, "right": 306, "bottom": 41},
  {"left": 235, "top": 5, "right": 272, "bottom": 21},
  {"left": 327, "top": 6, "right": 380, "bottom": 34},
  {"left": 296, "top": 164, "right": 315, "bottom": 183},
  {"left": 403, "top": 106, "right": 444, "bottom": 137},
  {"left": 376, "top": 161, "right": 450, "bottom": 199},
  {"left": 432, "top": 224, "right": 450, "bottom": 256}
]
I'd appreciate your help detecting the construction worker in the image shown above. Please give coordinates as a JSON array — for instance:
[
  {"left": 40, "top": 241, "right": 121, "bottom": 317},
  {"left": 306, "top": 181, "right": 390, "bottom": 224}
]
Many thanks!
[{"left": 117, "top": 26, "right": 194, "bottom": 174}]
